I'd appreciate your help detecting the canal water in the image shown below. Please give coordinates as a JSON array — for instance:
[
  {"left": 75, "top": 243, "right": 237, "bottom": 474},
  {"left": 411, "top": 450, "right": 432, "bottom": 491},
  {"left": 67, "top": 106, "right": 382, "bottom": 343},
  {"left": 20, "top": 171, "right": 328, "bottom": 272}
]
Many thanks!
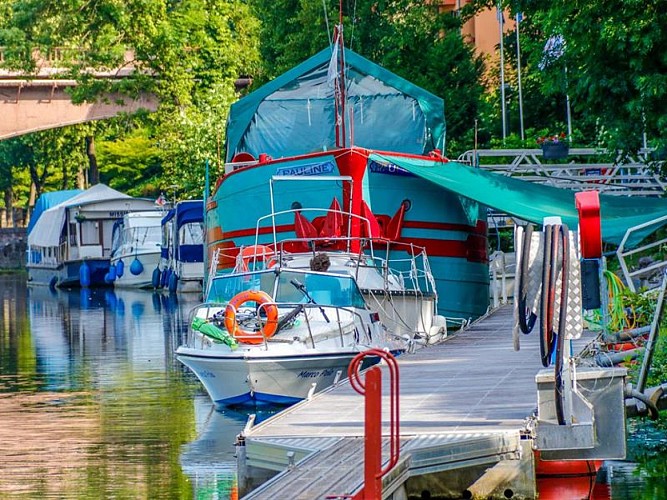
[{"left": 1, "top": 273, "right": 666, "bottom": 499}]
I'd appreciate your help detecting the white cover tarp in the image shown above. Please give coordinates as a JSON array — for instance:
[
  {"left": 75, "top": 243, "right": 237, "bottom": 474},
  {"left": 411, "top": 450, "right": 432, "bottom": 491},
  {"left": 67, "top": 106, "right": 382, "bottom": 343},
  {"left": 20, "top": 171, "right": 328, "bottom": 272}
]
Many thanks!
[{"left": 28, "top": 184, "right": 131, "bottom": 248}]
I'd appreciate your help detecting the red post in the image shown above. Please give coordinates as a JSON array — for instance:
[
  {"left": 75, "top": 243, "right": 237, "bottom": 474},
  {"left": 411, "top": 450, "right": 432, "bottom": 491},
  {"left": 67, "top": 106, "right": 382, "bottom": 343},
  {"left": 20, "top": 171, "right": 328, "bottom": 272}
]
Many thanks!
[
  {"left": 575, "top": 190, "right": 602, "bottom": 258},
  {"left": 365, "top": 366, "right": 382, "bottom": 499},
  {"left": 347, "top": 349, "right": 400, "bottom": 500}
]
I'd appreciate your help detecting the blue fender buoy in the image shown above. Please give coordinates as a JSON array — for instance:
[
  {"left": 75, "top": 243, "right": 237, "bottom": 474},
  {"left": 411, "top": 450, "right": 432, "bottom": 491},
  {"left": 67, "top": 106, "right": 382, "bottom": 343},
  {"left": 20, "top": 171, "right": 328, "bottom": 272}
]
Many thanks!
[
  {"left": 80, "top": 261, "right": 91, "bottom": 288},
  {"left": 130, "top": 258, "right": 144, "bottom": 276},
  {"left": 152, "top": 267, "right": 162, "bottom": 288},
  {"left": 116, "top": 259, "right": 124, "bottom": 277},
  {"left": 48, "top": 276, "right": 58, "bottom": 289},
  {"left": 105, "top": 264, "right": 117, "bottom": 283},
  {"left": 168, "top": 272, "right": 179, "bottom": 293}
]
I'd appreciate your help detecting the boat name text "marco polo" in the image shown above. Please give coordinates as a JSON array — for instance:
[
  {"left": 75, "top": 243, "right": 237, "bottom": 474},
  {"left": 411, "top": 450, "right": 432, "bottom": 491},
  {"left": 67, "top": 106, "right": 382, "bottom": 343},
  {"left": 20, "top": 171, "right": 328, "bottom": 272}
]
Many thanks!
[
  {"left": 275, "top": 161, "right": 335, "bottom": 177},
  {"left": 297, "top": 368, "right": 335, "bottom": 378}
]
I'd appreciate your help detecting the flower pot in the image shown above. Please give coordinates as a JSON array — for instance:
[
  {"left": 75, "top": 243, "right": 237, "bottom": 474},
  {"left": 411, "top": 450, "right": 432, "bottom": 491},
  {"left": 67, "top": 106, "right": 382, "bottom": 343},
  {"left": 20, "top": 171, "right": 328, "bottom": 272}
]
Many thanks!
[{"left": 541, "top": 142, "right": 569, "bottom": 160}]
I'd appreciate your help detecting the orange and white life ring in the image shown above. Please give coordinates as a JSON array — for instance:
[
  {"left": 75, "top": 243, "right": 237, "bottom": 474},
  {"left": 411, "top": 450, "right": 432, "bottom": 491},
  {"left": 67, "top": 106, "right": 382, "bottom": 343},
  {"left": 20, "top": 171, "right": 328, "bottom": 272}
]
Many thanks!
[
  {"left": 224, "top": 290, "right": 279, "bottom": 344},
  {"left": 239, "top": 245, "right": 276, "bottom": 271}
]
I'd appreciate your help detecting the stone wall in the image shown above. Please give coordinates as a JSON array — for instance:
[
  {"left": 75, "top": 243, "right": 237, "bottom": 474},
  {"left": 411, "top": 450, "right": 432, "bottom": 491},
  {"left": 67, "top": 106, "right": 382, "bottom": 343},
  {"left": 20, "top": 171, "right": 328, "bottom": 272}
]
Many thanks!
[{"left": 0, "top": 228, "right": 26, "bottom": 269}]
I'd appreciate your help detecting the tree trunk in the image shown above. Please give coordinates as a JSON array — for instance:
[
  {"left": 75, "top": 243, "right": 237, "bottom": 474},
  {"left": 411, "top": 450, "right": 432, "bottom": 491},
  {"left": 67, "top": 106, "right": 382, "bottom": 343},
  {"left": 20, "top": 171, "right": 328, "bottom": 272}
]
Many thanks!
[
  {"left": 29, "top": 164, "right": 46, "bottom": 199},
  {"left": 86, "top": 136, "right": 99, "bottom": 185},
  {"left": 28, "top": 183, "right": 36, "bottom": 207},
  {"left": 4, "top": 188, "right": 13, "bottom": 228}
]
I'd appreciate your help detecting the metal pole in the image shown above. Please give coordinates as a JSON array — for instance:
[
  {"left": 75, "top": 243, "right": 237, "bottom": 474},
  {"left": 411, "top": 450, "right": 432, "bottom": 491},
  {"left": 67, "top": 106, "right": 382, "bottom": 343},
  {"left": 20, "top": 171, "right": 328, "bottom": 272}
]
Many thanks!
[
  {"left": 457, "top": 0, "right": 462, "bottom": 35},
  {"left": 516, "top": 13, "right": 525, "bottom": 141},
  {"left": 565, "top": 65, "right": 573, "bottom": 140},
  {"left": 498, "top": 3, "right": 507, "bottom": 142},
  {"left": 637, "top": 270, "right": 667, "bottom": 393}
]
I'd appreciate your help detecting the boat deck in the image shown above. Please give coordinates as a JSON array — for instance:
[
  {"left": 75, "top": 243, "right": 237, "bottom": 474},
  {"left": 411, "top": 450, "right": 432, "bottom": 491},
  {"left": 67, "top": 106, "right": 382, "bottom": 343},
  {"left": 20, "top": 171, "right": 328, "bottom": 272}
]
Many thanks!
[{"left": 241, "top": 305, "right": 594, "bottom": 499}]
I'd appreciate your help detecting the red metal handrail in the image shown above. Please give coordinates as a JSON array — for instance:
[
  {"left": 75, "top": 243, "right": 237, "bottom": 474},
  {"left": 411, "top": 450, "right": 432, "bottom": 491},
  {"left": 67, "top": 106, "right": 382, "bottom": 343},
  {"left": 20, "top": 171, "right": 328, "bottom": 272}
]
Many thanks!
[{"left": 347, "top": 348, "right": 400, "bottom": 499}]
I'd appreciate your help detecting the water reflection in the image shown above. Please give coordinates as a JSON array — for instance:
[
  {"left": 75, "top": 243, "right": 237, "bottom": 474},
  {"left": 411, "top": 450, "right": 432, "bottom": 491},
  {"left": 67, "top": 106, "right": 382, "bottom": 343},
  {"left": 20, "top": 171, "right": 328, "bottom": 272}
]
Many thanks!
[{"left": 0, "top": 274, "right": 250, "bottom": 499}]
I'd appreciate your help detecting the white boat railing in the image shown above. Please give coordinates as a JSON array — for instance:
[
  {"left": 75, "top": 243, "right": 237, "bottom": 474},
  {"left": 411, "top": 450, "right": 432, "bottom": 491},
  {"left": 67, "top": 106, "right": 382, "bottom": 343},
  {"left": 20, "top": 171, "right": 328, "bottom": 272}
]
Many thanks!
[
  {"left": 616, "top": 214, "right": 667, "bottom": 292},
  {"left": 489, "top": 250, "right": 508, "bottom": 308}
]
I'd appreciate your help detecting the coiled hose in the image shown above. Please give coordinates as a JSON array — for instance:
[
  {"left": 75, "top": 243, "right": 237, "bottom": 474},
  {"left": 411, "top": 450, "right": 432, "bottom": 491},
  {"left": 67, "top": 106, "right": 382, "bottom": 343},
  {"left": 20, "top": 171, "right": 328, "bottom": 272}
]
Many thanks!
[{"left": 538, "top": 223, "right": 570, "bottom": 424}]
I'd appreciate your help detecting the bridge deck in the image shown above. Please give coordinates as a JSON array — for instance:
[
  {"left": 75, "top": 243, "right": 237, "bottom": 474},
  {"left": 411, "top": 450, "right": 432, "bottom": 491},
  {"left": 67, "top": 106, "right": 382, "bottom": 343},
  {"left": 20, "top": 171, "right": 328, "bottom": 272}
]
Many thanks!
[{"left": 241, "top": 305, "right": 575, "bottom": 499}]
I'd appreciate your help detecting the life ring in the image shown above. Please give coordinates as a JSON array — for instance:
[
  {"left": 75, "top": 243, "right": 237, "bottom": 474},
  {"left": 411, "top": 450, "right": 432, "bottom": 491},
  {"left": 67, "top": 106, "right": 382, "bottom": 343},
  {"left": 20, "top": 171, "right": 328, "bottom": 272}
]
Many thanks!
[
  {"left": 240, "top": 245, "right": 277, "bottom": 271},
  {"left": 224, "top": 290, "right": 279, "bottom": 344}
]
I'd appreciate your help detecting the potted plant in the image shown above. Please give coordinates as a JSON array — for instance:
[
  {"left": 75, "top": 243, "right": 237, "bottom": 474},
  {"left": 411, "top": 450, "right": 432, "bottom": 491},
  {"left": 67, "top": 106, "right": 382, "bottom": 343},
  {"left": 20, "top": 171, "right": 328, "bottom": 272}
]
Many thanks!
[{"left": 537, "top": 132, "right": 569, "bottom": 160}]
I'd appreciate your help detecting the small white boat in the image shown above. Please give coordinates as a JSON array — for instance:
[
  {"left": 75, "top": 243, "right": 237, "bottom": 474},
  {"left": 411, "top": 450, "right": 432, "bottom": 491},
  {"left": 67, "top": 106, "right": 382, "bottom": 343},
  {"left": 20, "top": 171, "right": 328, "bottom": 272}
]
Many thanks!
[
  {"left": 159, "top": 200, "right": 205, "bottom": 293},
  {"left": 176, "top": 208, "right": 446, "bottom": 406},
  {"left": 109, "top": 211, "right": 165, "bottom": 288}
]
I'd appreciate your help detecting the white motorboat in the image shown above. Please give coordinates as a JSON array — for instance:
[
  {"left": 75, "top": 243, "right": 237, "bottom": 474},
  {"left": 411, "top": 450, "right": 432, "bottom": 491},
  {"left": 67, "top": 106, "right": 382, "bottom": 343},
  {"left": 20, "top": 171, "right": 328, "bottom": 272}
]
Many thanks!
[
  {"left": 176, "top": 208, "right": 446, "bottom": 406},
  {"left": 109, "top": 211, "right": 165, "bottom": 288}
]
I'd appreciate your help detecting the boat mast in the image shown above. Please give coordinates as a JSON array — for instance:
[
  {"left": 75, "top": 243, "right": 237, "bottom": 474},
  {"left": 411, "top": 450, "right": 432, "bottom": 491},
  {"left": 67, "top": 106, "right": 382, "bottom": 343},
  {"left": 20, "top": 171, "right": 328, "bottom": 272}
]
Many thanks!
[{"left": 334, "top": 1, "right": 346, "bottom": 148}]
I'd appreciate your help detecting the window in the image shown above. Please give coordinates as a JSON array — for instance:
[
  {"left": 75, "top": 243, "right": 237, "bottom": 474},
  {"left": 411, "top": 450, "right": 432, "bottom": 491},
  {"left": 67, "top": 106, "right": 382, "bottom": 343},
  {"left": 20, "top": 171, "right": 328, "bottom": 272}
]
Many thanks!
[{"left": 80, "top": 221, "right": 100, "bottom": 245}]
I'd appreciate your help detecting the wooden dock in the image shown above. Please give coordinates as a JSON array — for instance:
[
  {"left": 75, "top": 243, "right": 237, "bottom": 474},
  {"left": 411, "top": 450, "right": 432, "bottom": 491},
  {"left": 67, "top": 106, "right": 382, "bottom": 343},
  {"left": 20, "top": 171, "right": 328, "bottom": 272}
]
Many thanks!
[{"left": 239, "top": 305, "right": 592, "bottom": 499}]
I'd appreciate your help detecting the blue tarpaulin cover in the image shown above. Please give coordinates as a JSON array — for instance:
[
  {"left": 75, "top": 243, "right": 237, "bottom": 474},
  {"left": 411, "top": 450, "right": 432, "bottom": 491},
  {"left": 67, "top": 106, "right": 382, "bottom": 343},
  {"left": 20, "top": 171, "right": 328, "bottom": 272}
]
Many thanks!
[{"left": 28, "top": 189, "right": 82, "bottom": 234}]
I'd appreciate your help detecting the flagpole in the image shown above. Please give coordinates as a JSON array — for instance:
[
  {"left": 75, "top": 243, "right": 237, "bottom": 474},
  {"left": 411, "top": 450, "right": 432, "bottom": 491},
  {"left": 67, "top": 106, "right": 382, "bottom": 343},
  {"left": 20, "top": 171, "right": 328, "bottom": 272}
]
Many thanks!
[
  {"left": 516, "top": 13, "right": 525, "bottom": 141},
  {"left": 203, "top": 158, "right": 209, "bottom": 289},
  {"left": 498, "top": 2, "right": 507, "bottom": 143},
  {"left": 565, "top": 65, "right": 573, "bottom": 140}
]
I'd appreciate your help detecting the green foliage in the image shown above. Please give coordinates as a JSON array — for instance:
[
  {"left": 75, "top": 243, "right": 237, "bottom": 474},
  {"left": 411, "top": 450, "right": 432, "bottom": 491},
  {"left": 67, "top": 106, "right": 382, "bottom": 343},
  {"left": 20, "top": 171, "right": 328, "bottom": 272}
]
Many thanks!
[
  {"left": 621, "top": 288, "right": 659, "bottom": 330},
  {"left": 517, "top": 0, "right": 667, "bottom": 153},
  {"left": 97, "top": 127, "right": 161, "bottom": 197}
]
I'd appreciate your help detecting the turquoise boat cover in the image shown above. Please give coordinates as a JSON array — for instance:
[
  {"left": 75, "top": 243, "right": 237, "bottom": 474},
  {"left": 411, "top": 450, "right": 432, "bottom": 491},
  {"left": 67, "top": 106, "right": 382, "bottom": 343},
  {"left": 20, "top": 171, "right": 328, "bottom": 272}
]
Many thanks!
[
  {"left": 27, "top": 189, "right": 83, "bottom": 234},
  {"left": 371, "top": 153, "right": 667, "bottom": 248},
  {"left": 225, "top": 48, "right": 445, "bottom": 162}
]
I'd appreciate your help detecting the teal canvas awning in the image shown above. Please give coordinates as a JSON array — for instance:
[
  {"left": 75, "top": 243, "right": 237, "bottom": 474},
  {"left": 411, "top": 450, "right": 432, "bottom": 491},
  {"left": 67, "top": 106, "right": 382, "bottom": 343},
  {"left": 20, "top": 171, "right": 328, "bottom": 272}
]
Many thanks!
[
  {"left": 371, "top": 153, "right": 667, "bottom": 247},
  {"left": 226, "top": 48, "right": 445, "bottom": 162}
]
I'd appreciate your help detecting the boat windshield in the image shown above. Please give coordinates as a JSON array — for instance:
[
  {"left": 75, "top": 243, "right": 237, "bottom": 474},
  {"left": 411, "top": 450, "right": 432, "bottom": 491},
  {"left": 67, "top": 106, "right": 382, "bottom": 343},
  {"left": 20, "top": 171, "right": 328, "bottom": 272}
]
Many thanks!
[
  {"left": 207, "top": 270, "right": 366, "bottom": 309},
  {"left": 275, "top": 270, "right": 367, "bottom": 308},
  {"left": 179, "top": 222, "right": 204, "bottom": 245}
]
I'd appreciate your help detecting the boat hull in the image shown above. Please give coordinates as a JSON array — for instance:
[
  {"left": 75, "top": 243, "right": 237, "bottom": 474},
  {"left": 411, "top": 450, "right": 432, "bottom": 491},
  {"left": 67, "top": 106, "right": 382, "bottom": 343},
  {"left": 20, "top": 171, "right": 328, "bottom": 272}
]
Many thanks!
[
  {"left": 112, "top": 251, "right": 161, "bottom": 289},
  {"left": 27, "top": 259, "right": 109, "bottom": 288},
  {"left": 176, "top": 348, "right": 381, "bottom": 406}
]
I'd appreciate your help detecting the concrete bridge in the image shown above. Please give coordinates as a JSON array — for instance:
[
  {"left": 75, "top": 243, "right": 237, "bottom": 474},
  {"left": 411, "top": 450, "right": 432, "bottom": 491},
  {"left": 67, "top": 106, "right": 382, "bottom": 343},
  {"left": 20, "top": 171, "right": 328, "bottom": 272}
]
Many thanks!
[{"left": 0, "top": 48, "right": 158, "bottom": 139}]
